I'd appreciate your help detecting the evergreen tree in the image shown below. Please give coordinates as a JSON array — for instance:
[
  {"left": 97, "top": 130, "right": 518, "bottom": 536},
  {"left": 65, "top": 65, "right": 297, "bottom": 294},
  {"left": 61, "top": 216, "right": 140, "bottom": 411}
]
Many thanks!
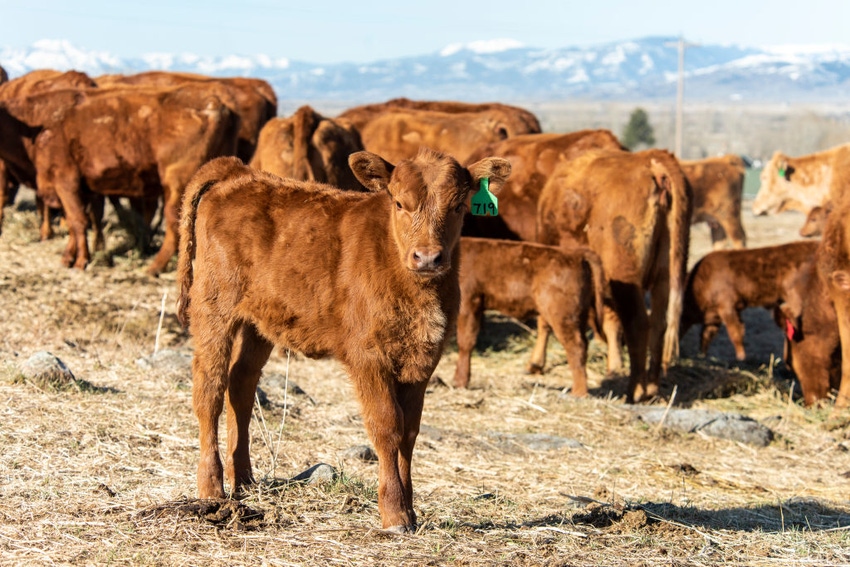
[{"left": 622, "top": 108, "right": 656, "bottom": 150}]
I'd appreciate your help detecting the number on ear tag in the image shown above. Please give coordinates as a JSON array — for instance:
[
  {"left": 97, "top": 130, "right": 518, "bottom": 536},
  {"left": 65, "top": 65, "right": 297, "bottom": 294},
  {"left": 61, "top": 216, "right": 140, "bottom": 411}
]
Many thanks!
[{"left": 471, "top": 178, "right": 498, "bottom": 217}]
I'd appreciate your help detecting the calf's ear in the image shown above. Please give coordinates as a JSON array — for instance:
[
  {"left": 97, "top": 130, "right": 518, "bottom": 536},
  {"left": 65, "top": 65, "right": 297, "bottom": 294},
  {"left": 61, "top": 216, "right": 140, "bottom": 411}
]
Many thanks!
[
  {"left": 467, "top": 157, "right": 511, "bottom": 195},
  {"left": 349, "top": 151, "right": 395, "bottom": 193}
]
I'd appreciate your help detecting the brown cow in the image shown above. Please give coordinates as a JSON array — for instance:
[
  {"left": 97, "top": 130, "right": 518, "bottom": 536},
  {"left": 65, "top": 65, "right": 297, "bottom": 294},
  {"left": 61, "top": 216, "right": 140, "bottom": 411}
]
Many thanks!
[
  {"left": 536, "top": 149, "right": 691, "bottom": 403},
  {"left": 775, "top": 258, "right": 840, "bottom": 406},
  {"left": 1, "top": 84, "right": 239, "bottom": 274},
  {"left": 752, "top": 143, "right": 850, "bottom": 216},
  {"left": 800, "top": 205, "right": 828, "bottom": 238},
  {"left": 0, "top": 65, "right": 7, "bottom": 84},
  {"left": 681, "top": 154, "right": 747, "bottom": 249},
  {"left": 96, "top": 71, "right": 277, "bottom": 162},
  {"left": 681, "top": 241, "right": 819, "bottom": 361},
  {"left": 454, "top": 237, "right": 607, "bottom": 396},
  {"left": 462, "top": 130, "right": 626, "bottom": 242},
  {"left": 176, "top": 151, "right": 510, "bottom": 531},
  {"left": 340, "top": 97, "right": 542, "bottom": 135},
  {"left": 338, "top": 99, "right": 542, "bottom": 164},
  {"left": 249, "top": 105, "right": 365, "bottom": 190},
  {"left": 816, "top": 191, "right": 850, "bottom": 410},
  {"left": 0, "top": 69, "right": 99, "bottom": 239}
]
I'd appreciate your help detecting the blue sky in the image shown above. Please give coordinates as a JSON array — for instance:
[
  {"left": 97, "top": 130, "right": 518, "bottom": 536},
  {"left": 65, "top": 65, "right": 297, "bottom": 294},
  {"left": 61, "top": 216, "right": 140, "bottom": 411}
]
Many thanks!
[{"left": 2, "top": 0, "right": 849, "bottom": 63}]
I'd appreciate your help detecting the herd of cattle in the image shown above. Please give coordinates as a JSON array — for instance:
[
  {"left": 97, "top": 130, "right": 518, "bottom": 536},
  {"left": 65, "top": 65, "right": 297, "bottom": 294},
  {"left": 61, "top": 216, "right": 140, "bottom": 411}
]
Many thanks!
[{"left": 2, "top": 65, "right": 850, "bottom": 531}]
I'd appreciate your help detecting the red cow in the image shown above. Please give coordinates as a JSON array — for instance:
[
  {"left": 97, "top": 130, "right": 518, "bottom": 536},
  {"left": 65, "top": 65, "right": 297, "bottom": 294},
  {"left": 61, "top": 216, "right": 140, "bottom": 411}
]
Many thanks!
[
  {"left": 454, "top": 237, "right": 608, "bottom": 396},
  {"left": 176, "top": 151, "right": 510, "bottom": 531}
]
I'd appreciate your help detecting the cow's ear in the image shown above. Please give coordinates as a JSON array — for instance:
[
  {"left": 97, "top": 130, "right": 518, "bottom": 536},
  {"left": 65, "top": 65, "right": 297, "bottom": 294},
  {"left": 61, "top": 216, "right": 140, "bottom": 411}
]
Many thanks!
[
  {"left": 832, "top": 270, "right": 850, "bottom": 292},
  {"left": 467, "top": 157, "right": 511, "bottom": 195},
  {"left": 349, "top": 151, "right": 394, "bottom": 193}
]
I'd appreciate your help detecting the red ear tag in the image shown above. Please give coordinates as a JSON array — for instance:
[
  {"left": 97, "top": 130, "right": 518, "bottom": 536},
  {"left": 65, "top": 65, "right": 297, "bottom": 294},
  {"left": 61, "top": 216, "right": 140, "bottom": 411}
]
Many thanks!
[{"left": 785, "top": 319, "right": 796, "bottom": 341}]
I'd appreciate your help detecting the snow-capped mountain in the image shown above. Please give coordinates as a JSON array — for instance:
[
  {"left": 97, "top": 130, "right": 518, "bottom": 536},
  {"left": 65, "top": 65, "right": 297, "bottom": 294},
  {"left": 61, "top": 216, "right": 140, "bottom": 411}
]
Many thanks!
[{"left": 3, "top": 37, "right": 850, "bottom": 103}]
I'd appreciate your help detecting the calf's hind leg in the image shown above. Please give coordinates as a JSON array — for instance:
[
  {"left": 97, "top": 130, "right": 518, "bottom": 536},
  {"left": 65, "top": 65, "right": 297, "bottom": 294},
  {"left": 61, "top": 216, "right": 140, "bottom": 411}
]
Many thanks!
[
  {"left": 191, "top": 310, "right": 238, "bottom": 499},
  {"left": 225, "top": 323, "right": 274, "bottom": 493}
]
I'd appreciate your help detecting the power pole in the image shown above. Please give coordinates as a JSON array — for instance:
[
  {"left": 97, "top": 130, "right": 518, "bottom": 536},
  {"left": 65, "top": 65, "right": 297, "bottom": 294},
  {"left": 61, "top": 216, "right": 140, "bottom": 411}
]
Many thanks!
[{"left": 665, "top": 36, "right": 698, "bottom": 158}]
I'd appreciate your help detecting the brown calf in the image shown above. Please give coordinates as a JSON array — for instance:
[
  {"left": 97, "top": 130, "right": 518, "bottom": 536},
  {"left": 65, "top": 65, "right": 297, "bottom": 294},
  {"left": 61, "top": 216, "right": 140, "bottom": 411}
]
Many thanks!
[
  {"left": 176, "top": 151, "right": 510, "bottom": 531},
  {"left": 681, "top": 241, "right": 819, "bottom": 361},
  {"left": 454, "top": 237, "right": 607, "bottom": 396}
]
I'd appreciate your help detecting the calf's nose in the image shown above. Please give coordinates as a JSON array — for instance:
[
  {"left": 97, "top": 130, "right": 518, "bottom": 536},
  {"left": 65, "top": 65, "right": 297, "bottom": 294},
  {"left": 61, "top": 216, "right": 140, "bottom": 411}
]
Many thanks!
[{"left": 412, "top": 249, "right": 443, "bottom": 271}]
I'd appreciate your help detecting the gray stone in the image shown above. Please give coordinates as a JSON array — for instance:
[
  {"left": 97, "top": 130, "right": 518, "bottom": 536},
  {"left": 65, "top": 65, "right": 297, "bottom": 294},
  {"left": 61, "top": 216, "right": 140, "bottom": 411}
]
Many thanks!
[
  {"left": 343, "top": 444, "right": 378, "bottom": 462},
  {"left": 628, "top": 407, "right": 774, "bottom": 447},
  {"left": 19, "top": 351, "right": 77, "bottom": 390},
  {"left": 290, "top": 463, "right": 336, "bottom": 485},
  {"left": 136, "top": 349, "right": 192, "bottom": 380}
]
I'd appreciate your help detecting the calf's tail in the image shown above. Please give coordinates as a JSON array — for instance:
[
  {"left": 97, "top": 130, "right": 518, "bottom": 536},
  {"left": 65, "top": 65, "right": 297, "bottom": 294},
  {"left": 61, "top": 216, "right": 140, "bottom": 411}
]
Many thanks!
[{"left": 176, "top": 156, "right": 244, "bottom": 328}]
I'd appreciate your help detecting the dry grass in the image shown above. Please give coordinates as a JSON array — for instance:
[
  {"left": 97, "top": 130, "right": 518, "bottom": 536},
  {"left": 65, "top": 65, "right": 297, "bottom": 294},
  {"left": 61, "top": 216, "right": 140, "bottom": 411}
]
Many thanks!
[{"left": 1, "top": 189, "right": 849, "bottom": 566}]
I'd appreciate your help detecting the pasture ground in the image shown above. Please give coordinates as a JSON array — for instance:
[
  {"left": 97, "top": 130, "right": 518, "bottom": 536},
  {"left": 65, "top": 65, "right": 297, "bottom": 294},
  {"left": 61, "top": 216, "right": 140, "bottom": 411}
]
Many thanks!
[{"left": 0, "top": 188, "right": 848, "bottom": 566}]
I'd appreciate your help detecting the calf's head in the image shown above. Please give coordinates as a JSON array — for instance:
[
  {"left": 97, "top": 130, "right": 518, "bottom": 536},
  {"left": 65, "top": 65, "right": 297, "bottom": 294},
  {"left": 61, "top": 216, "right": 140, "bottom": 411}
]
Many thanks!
[{"left": 349, "top": 149, "right": 510, "bottom": 276}]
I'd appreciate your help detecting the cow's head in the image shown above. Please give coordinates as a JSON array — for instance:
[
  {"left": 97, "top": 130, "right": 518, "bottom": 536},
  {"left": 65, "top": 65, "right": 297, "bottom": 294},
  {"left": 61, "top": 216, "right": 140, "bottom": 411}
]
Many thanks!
[
  {"left": 349, "top": 149, "right": 510, "bottom": 277},
  {"left": 753, "top": 152, "right": 800, "bottom": 215}
]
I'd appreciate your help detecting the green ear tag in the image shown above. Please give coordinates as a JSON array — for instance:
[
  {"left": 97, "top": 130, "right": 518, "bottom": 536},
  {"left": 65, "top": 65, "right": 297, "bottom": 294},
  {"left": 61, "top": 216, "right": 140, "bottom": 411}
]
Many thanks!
[
  {"left": 778, "top": 167, "right": 786, "bottom": 178},
  {"left": 470, "top": 178, "right": 498, "bottom": 217}
]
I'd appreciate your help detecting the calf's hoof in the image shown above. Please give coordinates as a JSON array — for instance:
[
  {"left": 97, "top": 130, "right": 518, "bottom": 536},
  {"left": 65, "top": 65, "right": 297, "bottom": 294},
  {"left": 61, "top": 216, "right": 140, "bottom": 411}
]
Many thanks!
[
  {"left": 525, "top": 363, "right": 544, "bottom": 375},
  {"left": 382, "top": 523, "right": 416, "bottom": 535}
]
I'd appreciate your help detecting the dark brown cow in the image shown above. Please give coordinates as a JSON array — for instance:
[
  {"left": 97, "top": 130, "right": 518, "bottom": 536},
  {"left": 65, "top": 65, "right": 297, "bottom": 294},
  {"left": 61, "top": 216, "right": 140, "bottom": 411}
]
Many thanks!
[
  {"left": 96, "top": 71, "right": 277, "bottom": 162},
  {"left": 0, "top": 65, "right": 7, "bottom": 85},
  {"left": 800, "top": 205, "right": 828, "bottom": 238},
  {"left": 0, "top": 69, "right": 99, "bottom": 239},
  {"left": 816, "top": 190, "right": 850, "bottom": 410},
  {"left": 338, "top": 99, "right": 542, "bottom": 164},
  {"left": 681, "top": 241, "right": 819, "bottom": 361},
  {"left": 454, "top": 237, "right": 607, "bottom": 395},
  {"left": 1, "top": 85, "right": 239, "bottom": 274},
  {"left": 176, "top": 151, "right": 510, "bottom": 531},
  {"left": 249, "top": 105, "right": 365, "bottom": 190},
  {"left": 462, "top": 130, "right": 626, "bottom": 242},
  {"left": 536, "top": 149, "right": 692, "bottom": 403},
  {"left": 681, "top": 154, "right": 747, "bottom": 249},
  {"left": 776, "top": 258, "right": 840, "bottom": 406}
]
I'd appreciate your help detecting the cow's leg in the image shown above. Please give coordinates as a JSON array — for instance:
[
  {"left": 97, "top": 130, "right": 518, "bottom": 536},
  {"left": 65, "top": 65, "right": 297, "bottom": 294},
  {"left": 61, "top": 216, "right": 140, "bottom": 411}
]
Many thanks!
[
  {"left": 353, "top": 370, "right": 414, "bottom": 531},
  {"left": 708, "top": 219, "right": 728, "bottom": 250},
  {"left": 602, "top": 304, "right": 624, "bottom": 373},
  {"left": 832, "top": 294, "right": 850, "bottom": 411},
  {"left": 147, "top": 184, "right": 179, "bottom": 276},
  {"left": 613, "top": 282, "right": 650, "bottom": 403},
  {"left": 395, "top": 379, "right": 428, "bottom": 526},
  {"left": 87, "top": 193, "right": 106, "bottom": 252},
  {"left": 549, "top": 315, "right": 590, "bottom": 397},
  {"left": 700, "top": 322, "right": 721, "bottom": 355},
  {"left": 0, "top": 162, "right": 7, "bottom": 237},
  {"left": 49, "top": 176, "right": 89, "bottom": 269},
  {"left": 454, "top": 294, "right": 483, "bottom": 388},
  {"left": 718, "top": 306, "right": 746, "bottom": 361},
  {"left": 37, "top": 196, "right": 55, "bottom": 242},
  {"left": 527, "top": 317, "right": 551, "bottom": 375},
  {"left": 648, "top": 279, "right": 674, "bottom": 398},
  {"left": 224, "top": 322, "right": 273, "bottom": 493},
  {"left": 721, "top": 216, "right": 747, "bottom": 250},
  {"left": 191, "top": 310, "right": 237, "bottom": 499}
]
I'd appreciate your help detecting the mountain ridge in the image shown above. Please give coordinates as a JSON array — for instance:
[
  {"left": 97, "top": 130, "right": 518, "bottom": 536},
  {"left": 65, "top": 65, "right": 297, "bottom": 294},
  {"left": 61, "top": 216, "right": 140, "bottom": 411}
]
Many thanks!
[{"left": 2, "top": 36, "right": 850, "bottom": 103}]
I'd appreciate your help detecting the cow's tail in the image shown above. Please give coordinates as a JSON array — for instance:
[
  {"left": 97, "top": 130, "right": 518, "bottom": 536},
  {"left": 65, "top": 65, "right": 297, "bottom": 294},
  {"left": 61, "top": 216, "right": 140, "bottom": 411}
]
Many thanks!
[
  {"left": 176, "top": 156, "right": 244, "bottom": 328},
  {"left": 651, "top": 152, "right": 692, "bottom": 372},
  {"left": 582, "top": 247, "right": 609, "bottom": 343},
  {"left": 291, "top": 105, "right": 321, "bottom": 181}
]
